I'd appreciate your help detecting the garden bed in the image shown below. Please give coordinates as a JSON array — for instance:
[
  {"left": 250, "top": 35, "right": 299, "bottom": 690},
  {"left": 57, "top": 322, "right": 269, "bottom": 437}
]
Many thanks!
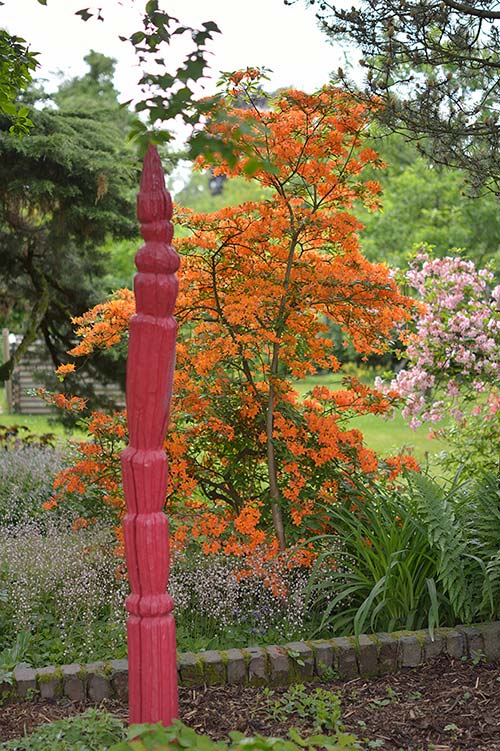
[{"left": 2, "top": 656, "right": 500, "bottom": 749}]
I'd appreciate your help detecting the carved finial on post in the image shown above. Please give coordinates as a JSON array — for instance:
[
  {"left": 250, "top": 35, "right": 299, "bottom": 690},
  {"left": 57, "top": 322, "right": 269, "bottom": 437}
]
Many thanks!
[{"left": 121, "top": 143, "right": 179, "bottom": 725}]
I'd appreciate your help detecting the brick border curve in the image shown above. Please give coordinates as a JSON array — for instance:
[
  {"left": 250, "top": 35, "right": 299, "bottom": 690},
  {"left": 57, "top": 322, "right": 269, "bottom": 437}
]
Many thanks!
[{"left": 9, "top": 622, "right": 500, "bottom": 704}]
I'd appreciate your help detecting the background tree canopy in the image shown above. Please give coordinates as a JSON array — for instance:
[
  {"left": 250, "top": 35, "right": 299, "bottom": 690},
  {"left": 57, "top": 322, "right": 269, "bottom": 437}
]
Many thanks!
[
  {"left": 0, "top": 28, "right": 38, "bottom": 133},
  {"left": 0, "top": 53, "right": 139, "bottom": 393},
  {"left": 296, "top": 0, "right": 500, "bottom": 195},
  {"left": 357, "top": 133, "right": 500, "bottom": 270}
]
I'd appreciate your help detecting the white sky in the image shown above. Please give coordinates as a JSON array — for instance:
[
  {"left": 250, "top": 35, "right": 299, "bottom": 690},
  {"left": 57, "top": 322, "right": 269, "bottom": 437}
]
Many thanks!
[
  {"left": 0, "top": 0, "right": 348, "bottom": 101},
  {"left": 1, "top": 0, "right": 356, "bottom": 191}
]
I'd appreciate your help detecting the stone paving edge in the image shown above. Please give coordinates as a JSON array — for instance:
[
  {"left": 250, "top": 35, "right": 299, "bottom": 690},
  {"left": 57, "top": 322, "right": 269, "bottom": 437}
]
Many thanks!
[{"left": 7, "top": 621, "right": 500, "bottom": 702}]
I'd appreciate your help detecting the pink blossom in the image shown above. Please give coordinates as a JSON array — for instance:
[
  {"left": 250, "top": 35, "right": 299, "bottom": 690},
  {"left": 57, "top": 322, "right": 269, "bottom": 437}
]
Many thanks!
[{"left": 378, "top": 251, "right": 499, "bottom": 430}]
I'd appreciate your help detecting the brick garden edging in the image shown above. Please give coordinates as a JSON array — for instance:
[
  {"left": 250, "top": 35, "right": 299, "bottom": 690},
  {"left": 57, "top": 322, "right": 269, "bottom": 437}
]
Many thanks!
[{"left": 10, "top": 622, "right": 500, "bottom": 703}]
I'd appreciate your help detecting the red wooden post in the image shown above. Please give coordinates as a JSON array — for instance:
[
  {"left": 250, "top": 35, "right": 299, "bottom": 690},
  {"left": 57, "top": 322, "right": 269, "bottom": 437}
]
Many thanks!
[{"left": 121, "top": 144, "right": 179, "bottom": 725}]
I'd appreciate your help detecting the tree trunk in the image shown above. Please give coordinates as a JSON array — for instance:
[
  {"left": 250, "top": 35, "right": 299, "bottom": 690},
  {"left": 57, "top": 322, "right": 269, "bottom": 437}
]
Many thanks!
[{"left": 266, "top": 380, "right": 286, "bottom": 550}]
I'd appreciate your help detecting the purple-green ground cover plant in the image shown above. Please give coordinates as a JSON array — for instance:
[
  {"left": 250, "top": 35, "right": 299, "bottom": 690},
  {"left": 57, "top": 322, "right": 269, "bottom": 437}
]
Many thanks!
[
  {"left": 0, "top": 519, "right": 314, "bottom": 665},
  {"left": 0, "top": 444, "right": 65, "bottom": 527}
]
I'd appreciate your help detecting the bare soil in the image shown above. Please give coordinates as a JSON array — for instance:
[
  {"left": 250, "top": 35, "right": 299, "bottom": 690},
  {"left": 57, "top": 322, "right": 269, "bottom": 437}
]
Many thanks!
[{"left": 2, "top": 657, "right": 500, "bottom": 749}]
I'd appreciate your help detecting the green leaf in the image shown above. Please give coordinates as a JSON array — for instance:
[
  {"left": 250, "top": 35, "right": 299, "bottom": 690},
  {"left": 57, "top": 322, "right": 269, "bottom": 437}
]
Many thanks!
[
  {"left": 1, "top": 101, "right": 17, "bottom": 116},
  {"left": 426, "top": 577, "right": 439, "bottom": 638},
  {"left": 180, "top": 56, "right": 206, "bottom": 83},
  {"left": 130, "top": 31, "right": 146, "bottom": 46},
  {"left": 202, "top": 21, "right": 221, "bottom": 34},
  {"left": 145, "top": 0, "right": 159, "bottom": 15},
  {"left": 242, "top": 158, "right": 263, "bottom": 176},
  {"left": 75, "top": 8, "right": 93, "bottom": 21}
]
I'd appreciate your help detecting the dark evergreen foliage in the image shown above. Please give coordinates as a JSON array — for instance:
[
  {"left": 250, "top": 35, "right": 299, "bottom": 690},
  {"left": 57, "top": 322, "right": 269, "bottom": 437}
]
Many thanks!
[{"left": 0, "top": 56, "right": 140, "bottom": 402}]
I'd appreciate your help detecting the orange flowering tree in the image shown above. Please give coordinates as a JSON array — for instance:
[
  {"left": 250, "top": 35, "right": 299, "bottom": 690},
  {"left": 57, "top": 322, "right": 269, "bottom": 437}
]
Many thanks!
[{"left": 52, "top": 71, "right": 417, "bottom": 561}]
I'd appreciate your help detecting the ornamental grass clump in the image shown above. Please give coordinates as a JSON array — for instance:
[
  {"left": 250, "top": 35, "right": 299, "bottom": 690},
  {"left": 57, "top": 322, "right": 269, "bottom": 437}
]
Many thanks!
[{"left": 305, "top": 470, "right": 500, "bottom": 637}]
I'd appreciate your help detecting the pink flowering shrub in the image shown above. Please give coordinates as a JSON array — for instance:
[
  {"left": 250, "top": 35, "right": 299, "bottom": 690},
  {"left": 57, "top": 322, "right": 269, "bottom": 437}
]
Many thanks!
[{"left": 377, "top": 250, "right": 499, "bottom": 473}]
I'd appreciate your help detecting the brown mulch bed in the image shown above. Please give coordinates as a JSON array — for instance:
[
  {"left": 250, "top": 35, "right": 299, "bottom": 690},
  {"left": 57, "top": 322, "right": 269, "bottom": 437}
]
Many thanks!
[{"left": 2, "top": 657, "right": 500, "bottom": 749}]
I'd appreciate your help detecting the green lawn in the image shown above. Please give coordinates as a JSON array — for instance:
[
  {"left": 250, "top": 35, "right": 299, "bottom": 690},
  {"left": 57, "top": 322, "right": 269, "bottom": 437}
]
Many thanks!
[
  {"left": 0, "top": 410, "right": 86, "bottom": 443},
  {"left": 349, "top": 410, "right": 447, "bottom": 461}
]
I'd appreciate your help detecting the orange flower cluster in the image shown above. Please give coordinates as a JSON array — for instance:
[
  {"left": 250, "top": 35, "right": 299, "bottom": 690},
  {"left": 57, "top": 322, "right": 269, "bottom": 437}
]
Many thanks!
[
  {"left": 38, "top": 388, "right": 87, "bottom": 414},
  {"left": 49, "top": 410, "right": 128, "bottom": 531},
  {"left": 55, "top": 363, "right": 76, "bottom": 377},
  {"left": 384, "top": 454, "right": 420, "bottom": 481},
  {"left": 72, "top": 516, "right": 97, "bottom": 531},
  {"left": 47, "top": 76, "right": 419, "bottom": 573},
  {"left": 68, "top": 289, "right": 134, "bottom": 357},
  {"left": 228, "top": 67, "right": 261, "bottom": 86}
]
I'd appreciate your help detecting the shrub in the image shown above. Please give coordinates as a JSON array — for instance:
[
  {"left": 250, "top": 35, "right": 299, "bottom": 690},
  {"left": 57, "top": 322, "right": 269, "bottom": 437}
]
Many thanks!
[
  {"left": 0, "top": 715, "right": 362, "bottom": 751},
  {"left": 305, "top": 471, "right": 500, "bottom": 636},
  {"left": 51, "top": 72, "right": 416, "bottom": 556},
  {"left": 377, "top": 249, "right": 500, "bottom": 479},
  {"left": 109, "top": 719, "right": 361, "bottom": 751}
]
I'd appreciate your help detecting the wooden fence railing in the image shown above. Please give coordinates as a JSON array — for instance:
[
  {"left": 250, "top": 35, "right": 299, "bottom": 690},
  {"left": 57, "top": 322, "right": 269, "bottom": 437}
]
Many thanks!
[{"left": 1, "top": 329, "right": 124, "bottom": 415}]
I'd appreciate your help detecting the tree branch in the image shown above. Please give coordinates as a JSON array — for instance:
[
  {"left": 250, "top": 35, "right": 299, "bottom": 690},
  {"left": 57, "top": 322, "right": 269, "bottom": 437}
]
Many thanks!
[{"left": 442, "top": 0, "right": 500, "bottom": 19}]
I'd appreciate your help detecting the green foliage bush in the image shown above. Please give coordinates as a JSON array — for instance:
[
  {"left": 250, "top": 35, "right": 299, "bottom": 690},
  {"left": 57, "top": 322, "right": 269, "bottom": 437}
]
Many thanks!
[
  {"left": 0, "top": 709, "right": 125, "bottom": 751},
  {"left": 306, "top": 471, "right": 500, "bottom": 636},
  {"left": 434, "top": 407, "right": 500, "bottom": 481},
  {"left": 109, "top": 719, "right": 361, "bottom": 751},
  {"left": 0, "top": 714, "right": 362, "bottom": 751}
]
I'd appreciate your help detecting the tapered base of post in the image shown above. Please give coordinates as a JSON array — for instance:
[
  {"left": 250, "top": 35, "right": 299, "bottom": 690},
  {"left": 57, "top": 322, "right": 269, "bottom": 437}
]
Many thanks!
[{"left": 127, "top": 614, "right": 178, "bottom": 725}]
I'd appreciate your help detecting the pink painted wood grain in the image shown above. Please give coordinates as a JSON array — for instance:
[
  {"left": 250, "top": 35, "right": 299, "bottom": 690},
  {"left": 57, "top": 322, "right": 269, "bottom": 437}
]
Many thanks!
[{"left": 121, "top": 143, "right": 179, "bottom": 725}]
